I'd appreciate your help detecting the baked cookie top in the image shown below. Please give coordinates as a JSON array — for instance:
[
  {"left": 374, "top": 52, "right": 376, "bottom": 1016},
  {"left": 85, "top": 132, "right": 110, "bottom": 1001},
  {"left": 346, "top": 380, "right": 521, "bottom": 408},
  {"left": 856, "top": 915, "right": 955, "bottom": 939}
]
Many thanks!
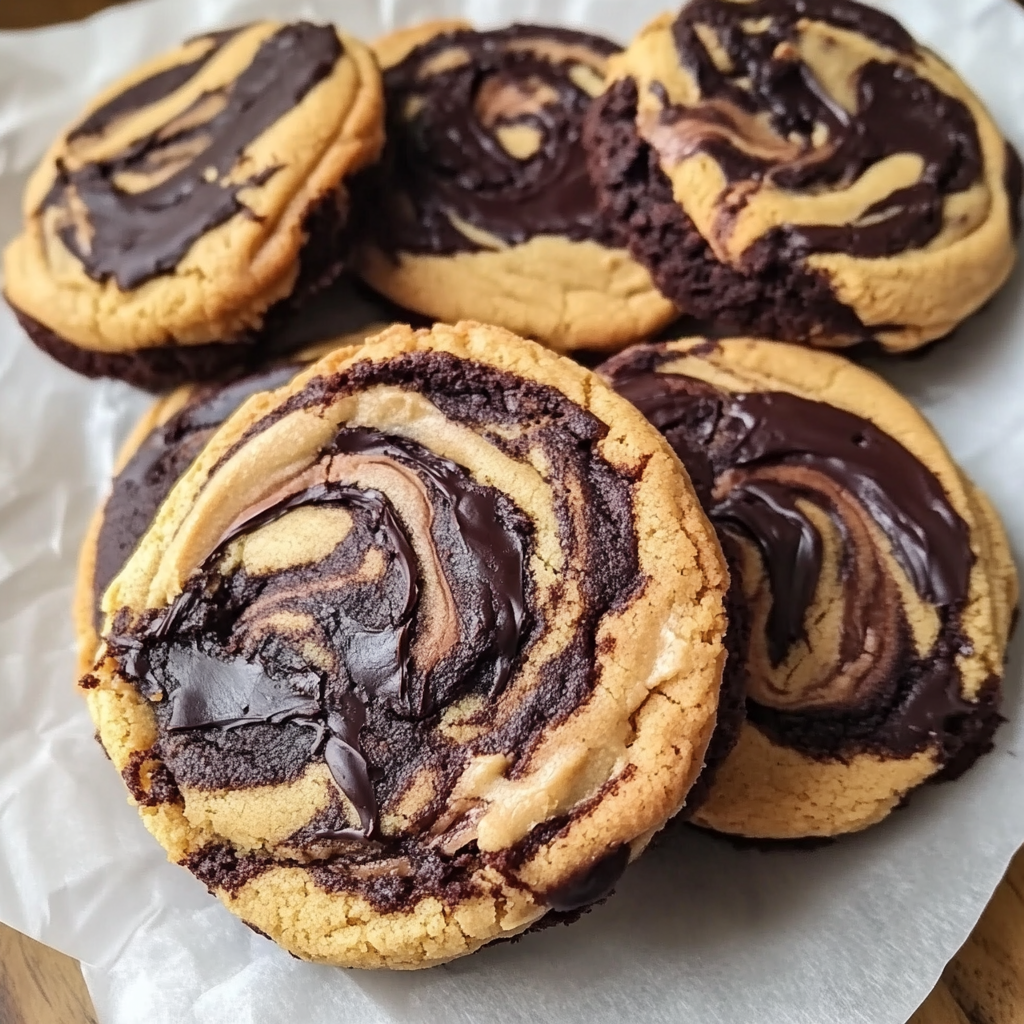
[
  {"left": 601, "top": 337, "right": 1018, "bottom": 836},
  {"left": 73, "top": 305, "right": 394, "bottom": 677},
  {"left": 84, "top": 322, "right": 728, "bottom": 967},
  {"left": 3, "top": 22, "right": 384, "bottom": 353},
  {"left": 604, "top": 0, "right": 1020, "bottom": 350}
]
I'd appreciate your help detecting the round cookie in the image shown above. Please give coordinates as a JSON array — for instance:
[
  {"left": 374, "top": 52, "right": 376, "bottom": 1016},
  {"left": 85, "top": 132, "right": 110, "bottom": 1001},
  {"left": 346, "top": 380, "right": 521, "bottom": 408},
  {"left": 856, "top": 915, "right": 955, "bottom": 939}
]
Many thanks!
[
  {"left": 584, "top": 0, "right": 1022, "bottom": 352},
  {"left": 3, "top": 22, "right": 385, "bottom": 390},
  {"left": 81, "top": 321, "right": 729, "bottom": 968},
  {"left": 600, "top": 338, "right": 1018, "bottom": 838},
  {"left": 356, "top": 22, "right": 678, "bottom": 353}
]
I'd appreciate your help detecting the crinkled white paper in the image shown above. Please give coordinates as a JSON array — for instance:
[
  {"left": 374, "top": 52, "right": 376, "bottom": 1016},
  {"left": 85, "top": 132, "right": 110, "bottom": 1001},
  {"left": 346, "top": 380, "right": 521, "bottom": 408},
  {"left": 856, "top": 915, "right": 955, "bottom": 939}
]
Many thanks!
[{"left": 1, "top": 1, "right": 1023, "bottom": 1021}]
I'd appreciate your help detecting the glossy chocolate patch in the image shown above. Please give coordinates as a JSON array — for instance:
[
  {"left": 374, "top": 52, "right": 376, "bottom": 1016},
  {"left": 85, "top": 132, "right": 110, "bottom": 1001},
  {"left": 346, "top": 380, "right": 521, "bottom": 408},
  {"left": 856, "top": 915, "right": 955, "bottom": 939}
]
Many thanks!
[
  {"left": 664, "top": 0, "right": 983, "bottom": 260},
  {"left": 107, "top": 351, "right": 645, "bottom": 908},
  {"left": 110, "top": 427, "right": 530, "bottom": 839},
  {"left": 543, "top": 844, "right": 630, "bottom": 912}
]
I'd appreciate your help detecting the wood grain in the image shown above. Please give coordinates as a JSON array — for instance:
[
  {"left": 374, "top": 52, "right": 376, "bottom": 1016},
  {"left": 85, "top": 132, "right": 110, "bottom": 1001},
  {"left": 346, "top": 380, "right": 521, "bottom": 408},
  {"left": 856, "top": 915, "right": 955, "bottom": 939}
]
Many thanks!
[
  {"left": 0, "top": 0, "right": 129, "bottom": 29},
  {"left": 0, "top": 926, "right": 96, "bottom": 1024},
  {"left": 0, "top": 1, "right": 1021, "bottom": 1023}
]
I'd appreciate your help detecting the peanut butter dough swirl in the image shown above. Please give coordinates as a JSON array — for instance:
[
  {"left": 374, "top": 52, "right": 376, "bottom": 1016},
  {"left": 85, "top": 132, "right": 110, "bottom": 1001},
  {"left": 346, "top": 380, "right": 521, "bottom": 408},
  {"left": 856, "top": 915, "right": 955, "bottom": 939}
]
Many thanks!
[
  {"left": 40, "top": 23, "right": 342, "bottom": 290},
  {"left": 89, "top": 363, "right": 300, "bottom": 634},
  {"left": 355, "top": 24, "right": 677, "bottom": 354},
  {"left": 84, "top": 323, "right": 728, "bottom": 966},
  {"left": 664, "top": 0, "right": 981, "bottom": 260},
  {"left": 601, "top": 338, "right": 1017, "bottom": 837}
]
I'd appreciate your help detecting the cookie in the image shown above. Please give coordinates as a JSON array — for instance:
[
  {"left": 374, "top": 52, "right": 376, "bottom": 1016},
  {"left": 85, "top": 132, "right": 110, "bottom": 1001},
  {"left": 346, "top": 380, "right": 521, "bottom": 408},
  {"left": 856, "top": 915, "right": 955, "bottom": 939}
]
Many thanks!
[
  {"left": 584, "top": 0, "right": 1022, "bottom": 352},
  {"left": 356, "top": 22, "right": 678, "bottom": 353},
  {"left": 601, "top": 338, "right": 1018, "bottom": 838},
  {"left": 81, "top": 321, "right": 728, "bottom": 967},
  {"left": 3, "top": 22, "right": 385, "bottom": 390}
]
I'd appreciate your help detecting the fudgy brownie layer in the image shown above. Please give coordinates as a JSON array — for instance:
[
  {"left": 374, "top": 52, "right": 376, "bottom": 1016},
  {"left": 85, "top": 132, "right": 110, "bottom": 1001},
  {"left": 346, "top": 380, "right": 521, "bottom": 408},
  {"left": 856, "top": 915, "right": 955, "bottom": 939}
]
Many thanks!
[{"left": 681, "top": 534, "right": 749, "bottom": 815}]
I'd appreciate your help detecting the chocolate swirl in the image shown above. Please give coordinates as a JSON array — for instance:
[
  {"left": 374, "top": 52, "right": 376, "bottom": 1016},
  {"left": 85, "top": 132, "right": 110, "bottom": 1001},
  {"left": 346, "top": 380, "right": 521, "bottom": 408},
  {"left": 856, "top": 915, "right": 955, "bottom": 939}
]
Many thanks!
[
  {"left": 69, "top": 28, "right": 242, "bottom": 142},
  {"left": 602, "top": 342, "right": 992, "bottom": 761},
  {"left": 372, "top": 25, "right": 620, "bottom": 254},
  {"left": 113, "top": 426, "right": 529, "bottom": 839},
  {"left": 42, "top": 23, "right": 342, "bottom": 290},
  {"left": 653, "top": 0, "right": 983, "bottom": 260}
]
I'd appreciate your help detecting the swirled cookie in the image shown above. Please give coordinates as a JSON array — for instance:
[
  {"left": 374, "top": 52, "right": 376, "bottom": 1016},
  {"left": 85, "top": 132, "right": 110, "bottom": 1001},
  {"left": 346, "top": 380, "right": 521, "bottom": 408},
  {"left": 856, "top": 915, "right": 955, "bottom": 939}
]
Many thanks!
[
  {"left": 601, "top": 338, "right": 1018, "bottom": 838},
  {"left": 584, "top": 0, "right": 1022, "bottom": 352},
  {"left": 3, "top": 22, "right": 385, "bottom": 389},
  {"left": 80, "top": 322, "right": 728, "bottom": 967},
  {"left": 356, "top": 22, "right": 677, "bottom": 353}
]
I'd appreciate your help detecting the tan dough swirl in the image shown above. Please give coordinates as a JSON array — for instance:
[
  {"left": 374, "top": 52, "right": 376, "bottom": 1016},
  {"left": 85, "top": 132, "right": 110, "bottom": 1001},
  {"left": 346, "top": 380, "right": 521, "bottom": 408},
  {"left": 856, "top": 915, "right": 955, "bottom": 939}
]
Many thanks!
[
  {"left": 718, "top": 463, "right": 909, "bottom": 714},
  {"left": 357, "top": 22, "right": 677, "bottom": 352},
  {"left": 3, "top": 21, "right": 385, "bottom": 356},
  {"left": 73, "top": 323, "right": 395, "bottom": 682}
]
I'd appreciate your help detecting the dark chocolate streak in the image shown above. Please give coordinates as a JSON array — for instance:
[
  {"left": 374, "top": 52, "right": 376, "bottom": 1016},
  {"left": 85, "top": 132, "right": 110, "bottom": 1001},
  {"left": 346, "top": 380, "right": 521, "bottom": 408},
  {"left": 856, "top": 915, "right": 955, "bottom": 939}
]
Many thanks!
[
  {"left": 582, "top": 77, "right": 870, "bottom": 342},
  {"left": 1007, "top": 140, "right": 1024, "bottom": 239},
  {"left": 667, "top": 0, "right": 985, "bottom": 259},
  {"left": 611, "top": 365, "right": 970, "bottom": 622},
  {"left": 374, "top": 25, "right": 620, "bottom": 254},
  {"left": 604, "top": 349, "right": 992, "bottom": 762},
  {"left": 11, "top": 191, "right": 362, "bottom": 392},
  {"left": 44, "top": 23, "right": 342, "bottom": 290},
  {"left": 69, "top": 28, "right": 241, "bottom": 142},
  {"left": 108, "top": 352, "right": 643, "bottom": 913},
  {"left": 543, "top": 844, "right": 630, "bottom": 912}
]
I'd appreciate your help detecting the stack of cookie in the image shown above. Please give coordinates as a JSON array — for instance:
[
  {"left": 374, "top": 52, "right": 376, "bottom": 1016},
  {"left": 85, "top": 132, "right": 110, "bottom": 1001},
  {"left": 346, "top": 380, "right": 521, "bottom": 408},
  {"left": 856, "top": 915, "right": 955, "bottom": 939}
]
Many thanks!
[{"left": 3, "top": 0, "right": 1020, "bottom": 970}]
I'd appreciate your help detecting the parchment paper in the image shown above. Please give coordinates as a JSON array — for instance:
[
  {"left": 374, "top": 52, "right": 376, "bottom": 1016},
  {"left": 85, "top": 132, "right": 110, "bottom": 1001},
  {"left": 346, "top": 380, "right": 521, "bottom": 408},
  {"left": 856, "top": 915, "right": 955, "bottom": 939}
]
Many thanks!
[{"left": 1, "top": 1, "right": 1023, "bottom": 1021}]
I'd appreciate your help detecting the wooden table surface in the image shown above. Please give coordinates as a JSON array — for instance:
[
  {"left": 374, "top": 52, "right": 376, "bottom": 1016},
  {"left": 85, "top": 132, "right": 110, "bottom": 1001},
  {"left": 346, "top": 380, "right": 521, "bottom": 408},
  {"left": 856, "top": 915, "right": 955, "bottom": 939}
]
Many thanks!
[{"left": 1, "top": 1, "right": 1023, "bottom": 1022}]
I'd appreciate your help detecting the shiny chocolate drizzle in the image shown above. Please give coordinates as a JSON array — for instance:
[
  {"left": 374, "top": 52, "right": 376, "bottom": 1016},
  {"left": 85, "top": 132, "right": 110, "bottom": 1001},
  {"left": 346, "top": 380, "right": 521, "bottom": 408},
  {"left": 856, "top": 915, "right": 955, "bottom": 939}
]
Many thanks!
[
  {"left": 373, "top": 24, "right": 620, "bottom": 254},
  {"left": 105, "top": 352, "right": 644, "bottom": 913},
  {"left": 43, "top": 23, "right": 342, "bottom": 290},
  {"left": 664, "top": 0, "right": 985, "bottom": 260},
  {"left": 603, "top": 344, "right": 994, "bottom": 762}
]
